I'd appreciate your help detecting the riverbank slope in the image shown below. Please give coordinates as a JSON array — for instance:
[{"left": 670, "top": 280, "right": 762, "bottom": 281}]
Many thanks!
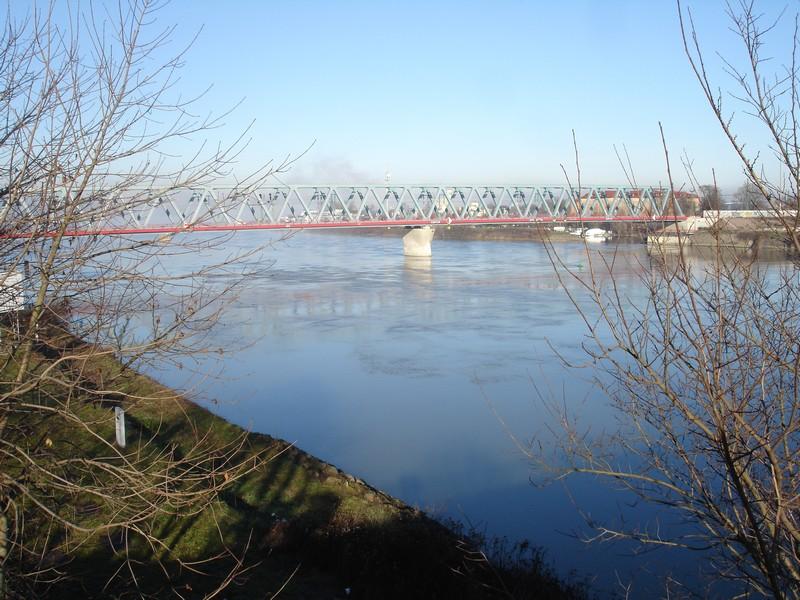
[{"left": 8, "top": 325, "right": 587, "bottom": 599}]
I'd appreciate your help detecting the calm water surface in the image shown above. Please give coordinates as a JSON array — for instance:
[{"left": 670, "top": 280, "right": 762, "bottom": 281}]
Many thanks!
[{"left": 149, "top": 230, "right": 713, "bottom": 596}]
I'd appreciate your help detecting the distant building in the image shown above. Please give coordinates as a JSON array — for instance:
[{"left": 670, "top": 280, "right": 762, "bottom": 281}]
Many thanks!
[{"left": 573, "top": 189, "right": 699, "bottom": 216}]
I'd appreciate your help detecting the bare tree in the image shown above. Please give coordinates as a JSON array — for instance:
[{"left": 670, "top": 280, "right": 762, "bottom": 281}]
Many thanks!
[
  {"left": 529, "top": 2, "right": 800, "bottom": 597},
  {"left": 0, "top": 1, "right": 293, "bottom": 597},
  {"left": 699, "top": 183, "right": 722, "bottom": 211},
  {"left": 734, "top": 180, "right": 765, "bottom": 209}
]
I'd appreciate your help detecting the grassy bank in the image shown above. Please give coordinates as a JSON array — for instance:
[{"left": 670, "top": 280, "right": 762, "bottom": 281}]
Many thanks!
[{"left": 5, "top": 325, "right": 588, "bottom": 599}]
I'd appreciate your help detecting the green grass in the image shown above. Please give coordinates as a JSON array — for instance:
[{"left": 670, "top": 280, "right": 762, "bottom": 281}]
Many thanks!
[{"left": 2, "top": 326, "right": 588, "bottom": 599}]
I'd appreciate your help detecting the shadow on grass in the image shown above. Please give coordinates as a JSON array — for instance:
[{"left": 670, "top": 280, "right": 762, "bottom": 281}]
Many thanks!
[
  {"left": 36, "top": 489, "right": 588, "bottom": 599},
  {"left": 12, "top": 406, "right": 590, "bottom": 599},
  {"left": 9, "top": 329, "right": 588, "bottom": 599}
]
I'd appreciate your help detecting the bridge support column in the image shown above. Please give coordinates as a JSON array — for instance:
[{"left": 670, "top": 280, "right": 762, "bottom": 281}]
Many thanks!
[{"left": 402, "top": 226, "right": 435, "bottom": 257}]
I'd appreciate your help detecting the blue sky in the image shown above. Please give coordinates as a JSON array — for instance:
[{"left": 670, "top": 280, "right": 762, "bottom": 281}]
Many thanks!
[{"left": 84, "top": 1, "right": 800, "bottom": 188}]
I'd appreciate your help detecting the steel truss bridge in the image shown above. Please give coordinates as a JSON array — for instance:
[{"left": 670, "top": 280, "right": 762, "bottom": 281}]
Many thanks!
[{"left": 29, "top": 184, "right": 686, "bottom": 237}]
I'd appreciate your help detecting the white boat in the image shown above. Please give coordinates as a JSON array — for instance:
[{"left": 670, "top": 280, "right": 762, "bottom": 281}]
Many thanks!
[{"left": 583, "top": 228, "right": 613, "bottom": 241}]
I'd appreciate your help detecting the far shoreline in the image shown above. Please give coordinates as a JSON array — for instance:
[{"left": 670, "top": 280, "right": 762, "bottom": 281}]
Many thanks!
[{"left": 304, "top": 222, "right": 655, "bottom": 243}]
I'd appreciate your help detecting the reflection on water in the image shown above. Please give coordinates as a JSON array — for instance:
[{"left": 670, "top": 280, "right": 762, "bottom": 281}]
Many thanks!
[
  {"left": 144, "top": 230, "right": 750, "bottom": 597},
  {"left": 403, "top": 255, "right": 433, "bottom": 285}
]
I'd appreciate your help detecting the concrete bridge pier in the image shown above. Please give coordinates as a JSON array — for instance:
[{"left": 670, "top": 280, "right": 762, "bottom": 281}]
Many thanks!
[{"left": 402, "top": 226, "right": 435, "bottom": 257}]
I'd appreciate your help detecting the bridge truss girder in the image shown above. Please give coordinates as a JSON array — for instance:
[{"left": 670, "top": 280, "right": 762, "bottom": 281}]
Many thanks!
[{"left": 13, "top": 185, "right": 686, "bottom": 236}]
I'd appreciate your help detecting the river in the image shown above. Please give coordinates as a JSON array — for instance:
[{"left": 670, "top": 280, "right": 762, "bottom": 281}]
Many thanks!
[{"left": 144, "top": 229, "right": 737, "bottom": 597}]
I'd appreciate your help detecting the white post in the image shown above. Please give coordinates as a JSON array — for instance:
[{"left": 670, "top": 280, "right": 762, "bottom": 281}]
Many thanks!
[{"left": 114, "top": 407, "right": 126, "bottom": 448}]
